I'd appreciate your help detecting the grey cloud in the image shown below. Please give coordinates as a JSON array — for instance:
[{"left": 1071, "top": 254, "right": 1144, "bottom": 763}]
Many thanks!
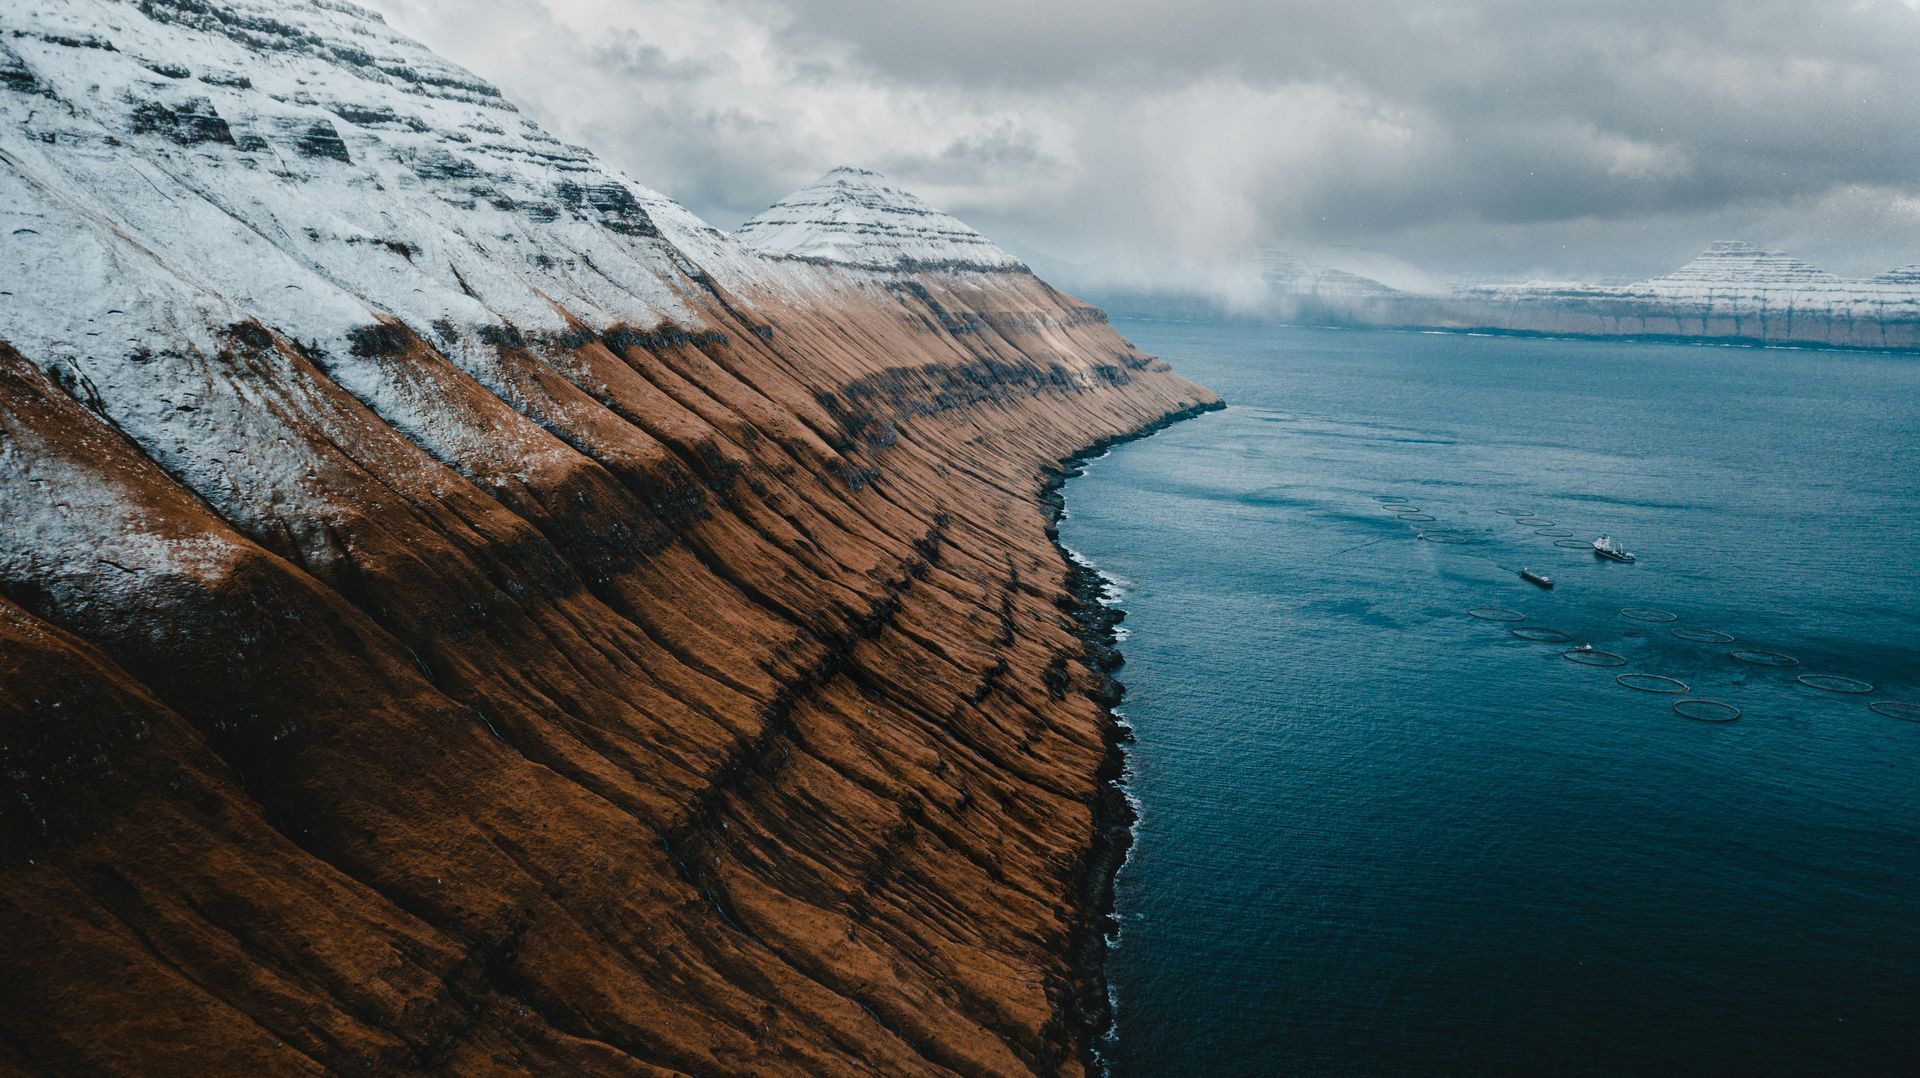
[
  {"left": 590, "top": 29, "right": 722, "bottom": 82},
  {"left": 367, "top": 0, "right": 1920, "bottom": 282},
  {"left": 879, "top": 123, "right": 1059, "bottom": 185}
]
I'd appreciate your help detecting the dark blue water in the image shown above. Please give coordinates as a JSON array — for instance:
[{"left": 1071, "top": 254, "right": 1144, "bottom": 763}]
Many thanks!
[{"left": 1063, "top": 321, "right": 1920, "bottom": 1075}]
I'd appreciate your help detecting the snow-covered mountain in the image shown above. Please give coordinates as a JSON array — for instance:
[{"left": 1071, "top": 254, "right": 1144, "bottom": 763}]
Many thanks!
[
  {"left": 1070, "top": 238, "right": 1919, "bottom": 350},
  {"left": 736, "top": 165, "right": 1028, "bottom": 272},
  {"left": 1640, "top": 241, "right": 1844, "bottom": 293},
  {"left": 0, "top": 2, "right": 1214, "bottom": 1073},
  {"left": 1453, "top": 242, "right": 1920, "bottom": 349},
  {"left": 1467, "top": 241, "right": 1919, "bottom": 309},
  {"left": 1, "top": 0, "right": 774, "bottom": 373}
]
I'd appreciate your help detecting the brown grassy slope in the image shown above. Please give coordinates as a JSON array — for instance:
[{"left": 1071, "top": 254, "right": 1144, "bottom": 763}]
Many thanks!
[{"left": 0, "top": 267, "right": 1214, "bottom": 1075}]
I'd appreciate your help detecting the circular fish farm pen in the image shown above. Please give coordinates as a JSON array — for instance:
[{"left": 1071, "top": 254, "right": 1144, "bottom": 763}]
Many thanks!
[
  {"left": 1375, "top": 495, "right": 1411, "bottom": 503},
  {"left": 1533, "top": 528, "right": 1574, "bottom": 537},
  {"left": 1730, "top": 649, "right": 1799, "bottom": 667},
  {"left": 1419, "top": 532, "right": 1472, "bottom": 545},
  {"left": 1869, "top": 701, "right": 1920, "bottom": 721},
  {"left": 1620, "top": 608, "right": 1679, "bottom": 623},
  {"left": 1515, "top": 517, "right": 1556, "bottom": 526},
  {"left": 1396, "top": 513, "right": 1437, "bottom": 522},
  {"left": 1552, "top": 539, "right": 1592, "bottom": 549},
  {"left": 1617, "top": 673, "right": 1690, "bottom": 694},
  {"left": 1562, "top": 648, "right": 1629, "bottom": 667},
  {"left": 1674, "top": 700, "right": 1742, "bottom": 723},
  {"left": 1510, "top": 626, "right": 1575, "bottom": 643},
  {"left": 1385, "top": 504, "right": 1425, "bottom": 513},
  {"left": 1467, "top": 607, "right": 1527, "bottom": 622},
  {"left": 1796, "top": 674, "right": 1874, "bottom": 694},
  {"left": 1494, "top": 508, "right": 1532, "bottom": 516},
  {"left": 1670, "top": 627, "right": 1736, "bottom": 643}
]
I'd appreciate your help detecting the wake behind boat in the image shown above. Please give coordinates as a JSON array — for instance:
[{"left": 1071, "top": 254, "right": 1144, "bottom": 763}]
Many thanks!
[{"left": 1593, "top": 536, "right": 1636, "bottom": 563}]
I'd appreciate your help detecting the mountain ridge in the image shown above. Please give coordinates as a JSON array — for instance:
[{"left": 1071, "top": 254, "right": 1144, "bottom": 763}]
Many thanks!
[
  {"left": 1068, "top": 241, "right": 1920, "bottom": 350},
  {"left": 0, "top": 2, "right": 1215, "bottom": 1073}
]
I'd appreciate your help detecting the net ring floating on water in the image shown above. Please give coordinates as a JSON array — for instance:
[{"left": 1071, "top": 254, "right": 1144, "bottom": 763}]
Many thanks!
[
  {"left": 1396, "top": 513, "right": 1436, "bottom": 522},
  {"left": 1562, "top": 648, "right": 1629, "bottom": 667},
  {"left": 1869, "top": 701, "right": 1920, "bottom": 721},
  {"left": 1385, "top": 504, "right": 1425, "bottom": 513},
  {"left": 1494, "top": 508, "right": 1532, "bottom": 516},
  {"left": 1534, "top": 528, "right": 1574, "bottom": 537},
  {"left": 1419, "top": 532, "right": 1471, "bottom": 545},
  {"left": 1515, "top": 517, "right": 1556, "bottom": 526},
  {"left": 1730, "top": 649, "right": 1798, "bottom": 667},
  {"left": 1674, "top": 699, "right": 1741, "bottom": 723},
  {"left": 1467, "top": 606, "right": 1526, "bottom": 622},
  {"left": 1375, "top": 495, "right": 1411, "bottom": 503},
  {"left": 1669, "top": 627, "right": 1736, "bottom": 643},
  {"left": 1552, "top": 539, "right": 1591, "bottom": 549},
  {"left": 1796, "top": 674, "right": 1874, "bottom": 694},
  {"left": 1510, "top": 627, "right": 1574, "bottom": 643},
  {"left": 1617, "top": 673, "right": 1690, "bottom": 694},
  {"left": 1621, "top": 608, "right": 1679, "bottom": 623}
]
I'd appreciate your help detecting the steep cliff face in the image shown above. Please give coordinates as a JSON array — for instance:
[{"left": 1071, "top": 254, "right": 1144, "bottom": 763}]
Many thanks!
[
  {"left": 1451, "top": 242, "right": 1920, "bottom": 350},
  {"left": 1075, "top": 241, "right": 1920, "bottom": 351},
  {"left": 0, "top": 2, "right": 1215, "bottom": 1073}
]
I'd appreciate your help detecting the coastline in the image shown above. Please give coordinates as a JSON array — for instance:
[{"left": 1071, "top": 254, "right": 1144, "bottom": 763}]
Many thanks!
[{"left": 1041, "top": 399, "right": 1225, "bottom": 1073}]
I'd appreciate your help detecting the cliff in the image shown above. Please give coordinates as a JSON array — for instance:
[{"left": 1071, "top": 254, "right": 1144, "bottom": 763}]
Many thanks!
[
  {"left": 1449, "top": 242, "right": 1920, "bottom": 350},
  {"left": 0, "top": 2, "right": 1215, "bottom": 1073},
  {"left": 1075, "top": 243, "right": 1920, "bottom": 352}
]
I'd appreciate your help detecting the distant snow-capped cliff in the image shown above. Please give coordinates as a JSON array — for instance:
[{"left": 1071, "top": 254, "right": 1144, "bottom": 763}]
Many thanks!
[
  {"left": 1452, "top": 242, "right": 1920, "bottom": 349},
  {"left": 1073, "top": 241, "right": 1920, "bottom": 350}
]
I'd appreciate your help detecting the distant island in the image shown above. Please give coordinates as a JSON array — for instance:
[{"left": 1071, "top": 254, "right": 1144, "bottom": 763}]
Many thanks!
[{"left": 1075, "top": 242, "right": 1920, "bottom": 352}]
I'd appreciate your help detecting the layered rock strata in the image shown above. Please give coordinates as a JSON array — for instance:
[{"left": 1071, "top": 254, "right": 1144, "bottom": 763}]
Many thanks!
[
  {"left": 1086, "top": 243, "right": 1920, "bottom": 352},
  {"left": 1448, "top": 242, "right": 1920, "bottom": 350}
]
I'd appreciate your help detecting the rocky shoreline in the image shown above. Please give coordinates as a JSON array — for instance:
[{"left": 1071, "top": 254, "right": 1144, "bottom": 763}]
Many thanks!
[{"left": 1042, "top": 400, "right": 1226, "bottom": 1072}]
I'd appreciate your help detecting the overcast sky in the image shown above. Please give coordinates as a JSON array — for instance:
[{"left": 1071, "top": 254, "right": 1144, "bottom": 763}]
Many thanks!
[{"left": 368, "top": 0, "right": 1920, "bottom": 281}]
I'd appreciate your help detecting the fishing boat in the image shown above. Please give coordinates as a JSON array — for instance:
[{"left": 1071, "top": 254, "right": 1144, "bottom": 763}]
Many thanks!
[
  {"left": 1520, "top": 567, "right": 1554, "bottom": 589},
  {"left": 1592, "top": 535, "right": 1636, "bottom": 563}
]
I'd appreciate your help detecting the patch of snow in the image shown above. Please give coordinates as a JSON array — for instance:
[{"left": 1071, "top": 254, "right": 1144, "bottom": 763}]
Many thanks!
[{"left": 0, "top": 0, "right": 761, "bottom": 371}]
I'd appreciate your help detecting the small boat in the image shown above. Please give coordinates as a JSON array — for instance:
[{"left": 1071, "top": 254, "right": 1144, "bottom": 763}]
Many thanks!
[
  {"left": 1520, "top": 567, "right": 1554, "bottom": 589},
  {"left": 1592, "top": 535, "right": 1636, "bottom": 563}
]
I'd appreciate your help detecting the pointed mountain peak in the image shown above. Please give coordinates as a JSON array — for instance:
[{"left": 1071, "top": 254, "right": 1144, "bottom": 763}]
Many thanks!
[
  {"left": 1645, "top": 241, "right": 1840, "bottom": 287},
  {"left": 736, "top": 167, "right": 1027, "bottom": 272}
]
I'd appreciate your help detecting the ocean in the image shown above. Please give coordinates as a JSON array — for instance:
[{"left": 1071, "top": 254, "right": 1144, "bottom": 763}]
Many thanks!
[{"left": 1061, "top": 320, "right": 1920, "bottom": 1074}]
